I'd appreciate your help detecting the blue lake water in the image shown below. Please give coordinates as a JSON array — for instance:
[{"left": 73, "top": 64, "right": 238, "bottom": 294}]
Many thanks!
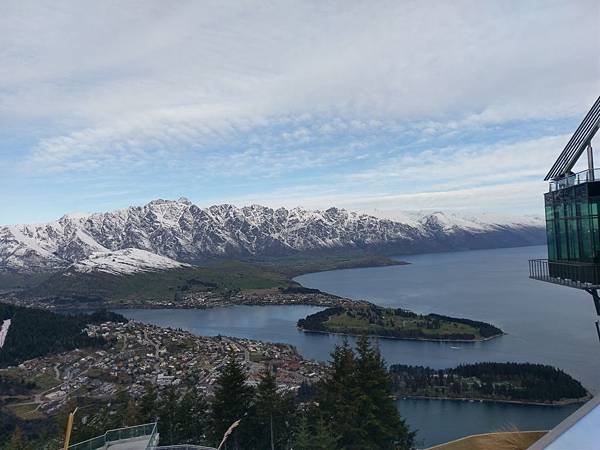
[{"left": 123, "top": 245, "right": 595, "bottom": 447}]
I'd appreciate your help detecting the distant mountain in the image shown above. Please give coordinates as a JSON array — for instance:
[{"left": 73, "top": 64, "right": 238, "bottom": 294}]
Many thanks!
[{"left": 0, "top": 198, "right": 545, "bottom": 273}]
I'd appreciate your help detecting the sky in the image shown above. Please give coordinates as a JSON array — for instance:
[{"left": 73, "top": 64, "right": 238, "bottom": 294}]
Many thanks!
[{"left": 1, "top": 0, "right": 599, "bottom": 225}]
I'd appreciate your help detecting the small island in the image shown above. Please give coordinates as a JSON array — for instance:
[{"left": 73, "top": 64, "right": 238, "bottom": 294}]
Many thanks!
[
  {"left": 297, "top": 304, "right": 504, "bottom": 341},
  {"left": 389, "top": 362, "right": 590, "bottom": 405}
]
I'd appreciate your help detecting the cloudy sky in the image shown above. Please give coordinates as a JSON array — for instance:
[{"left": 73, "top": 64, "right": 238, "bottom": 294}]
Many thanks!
[{"left": 1, "top": 0, "right": 599, "bottom": 224}]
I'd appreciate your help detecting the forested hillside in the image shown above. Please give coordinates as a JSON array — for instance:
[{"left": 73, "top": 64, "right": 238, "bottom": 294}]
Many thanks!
[
  {"left": 390, "top": 362, "right": 589, "bottom": 404},
  {"left": 0, "top": 304, "right": 126, "bottom": 367}
]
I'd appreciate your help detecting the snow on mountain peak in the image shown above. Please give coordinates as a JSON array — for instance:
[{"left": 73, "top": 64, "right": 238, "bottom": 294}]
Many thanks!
[
  {"left": 0, "top": 199, "right": 546, "bottom": 273},
  {"left": 71, "top": 248, "right": 188, "bottom": 276}
]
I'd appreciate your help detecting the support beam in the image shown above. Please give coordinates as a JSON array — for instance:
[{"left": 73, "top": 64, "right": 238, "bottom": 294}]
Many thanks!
[
  {"left": 585, "top": 289, "right": 600, "bottom": 344},
  {"left": 588, "top": 143, "right": 595, "bottom": 181}
]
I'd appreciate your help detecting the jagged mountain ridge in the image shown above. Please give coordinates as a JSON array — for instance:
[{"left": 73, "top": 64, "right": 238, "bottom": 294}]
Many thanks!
[{"left": 0, "top": 198, "right": 545, "bottom": 273}]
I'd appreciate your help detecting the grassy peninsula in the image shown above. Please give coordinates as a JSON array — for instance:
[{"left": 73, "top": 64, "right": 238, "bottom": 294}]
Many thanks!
[{"left": 298, "top": 304, "right": 503, "bottom": 341}]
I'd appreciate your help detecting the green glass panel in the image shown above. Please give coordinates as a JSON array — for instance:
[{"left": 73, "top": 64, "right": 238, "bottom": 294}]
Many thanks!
[
  {"left": 579, "top": 217, "right": 593, "bottom": 261},
  {"left": 592, "top": 216, "right": 600, "bottom": 261},
  {"left": 567, "top": 218, "right": 579, "bottom": 259},
  {"left": 558, "top": 219, "right": 568, "bottom": 260},
  {"left": 546, "top": 219, "right": 558, "bottom": 260}
]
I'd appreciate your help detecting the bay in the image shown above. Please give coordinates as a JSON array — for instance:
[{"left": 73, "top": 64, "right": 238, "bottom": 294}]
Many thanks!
[{"left": 123, "top": 245, "right": 593, "bottom": 447}]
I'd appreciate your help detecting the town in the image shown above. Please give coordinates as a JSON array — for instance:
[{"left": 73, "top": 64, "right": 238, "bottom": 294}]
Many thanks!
[
  {"left": 6, "top": 320, "right": 325, "bottom": 419},
  {"left": 0, "top": 289, "right": 365, "bottom": 311}
]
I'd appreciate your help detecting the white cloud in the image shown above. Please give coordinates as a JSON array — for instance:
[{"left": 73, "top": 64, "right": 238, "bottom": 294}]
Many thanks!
[
  {"left": 1, "top": 0, "right": 599, "bottom": 224},
  {"left": 1, "top": 0, "right": 598, "bottom": 171}
]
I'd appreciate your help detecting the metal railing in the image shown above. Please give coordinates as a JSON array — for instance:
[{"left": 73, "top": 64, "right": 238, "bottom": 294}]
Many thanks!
[
  {"left": 68, "top": 422, "right": 158, "bottom": 450},
  {"left": 149, "top": 446, "right": 217, "bottom": 450},
  {"left": 549, "top": 168, "right": 600, "bottom": 192},
  {"left": 529, "top": 259, "right": 600, "bottom": 288}
]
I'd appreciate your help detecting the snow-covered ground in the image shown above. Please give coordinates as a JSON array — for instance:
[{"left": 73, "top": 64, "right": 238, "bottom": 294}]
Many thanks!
[
  {"left": 365, "top": 209, "right": 544, "bottom": 232},
  {"left": 0, "top": 319, "right": 11, "bottom": 348},
  {"left": 71, "top": 248, "right": 188, "bottom": 276}
]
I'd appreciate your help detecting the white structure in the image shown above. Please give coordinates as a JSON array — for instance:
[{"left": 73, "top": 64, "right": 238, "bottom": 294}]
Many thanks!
[{"left": 529, "top": 396, "right": 600, "bottom": 450}]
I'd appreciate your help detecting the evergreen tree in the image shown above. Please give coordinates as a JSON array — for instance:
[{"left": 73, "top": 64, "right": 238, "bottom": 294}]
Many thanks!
[
  {"left": 209, "top": 351, "right": 254, "bottom": 449},
  {"left": 354, "top": 336, "right": 415, "bottom": 450},
  {"left": 292, "top": 407, "right": 339, "bottom": 450},
  {"left": 6, "top": 426, "right": 27, "bottom": 450},
  {"left": 292, "top": 412, "right": 313, "bottom": 450},
  {"left": 111, "top": 387, "right": 133, "bottom": 428},
  {"left": 318, "top": 340, "right": 361, "bottom": 448},
  {"left": 251, "top": 368, "right": 294, "bottom": 449},
  {"left": 138, "top": 382, "right": 158, "bottom": 423},
  {"left": 157, "top": 387, "right": 179, "bottom": 445},
  {"left": 313, "top": 414, "right": 339, "bottom": 450},
  {"left": 125, "top": 398, "right": 140, "bottom": 427},
  {"left": 174, "top": 388, "right": 207, "bottom": 444}
]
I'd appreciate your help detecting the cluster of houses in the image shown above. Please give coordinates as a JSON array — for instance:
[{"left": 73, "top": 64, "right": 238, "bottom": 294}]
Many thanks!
[{"left": 15, "top": 320, "right": 324, "bottom": 416}]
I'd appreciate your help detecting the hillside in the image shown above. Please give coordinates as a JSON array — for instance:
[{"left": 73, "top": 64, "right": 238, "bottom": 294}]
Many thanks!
[
  {"left": 0, "top": 199, "right": 545, "bottom": 273},
  {"left": 21, "top": 259, "right": 295, "bottom": 306},
  {"left": 0, "top": 304, "right": 127, "bottom": 367},
  {"left": 390, "top": 362, "right": 589, "bottom": 404}
]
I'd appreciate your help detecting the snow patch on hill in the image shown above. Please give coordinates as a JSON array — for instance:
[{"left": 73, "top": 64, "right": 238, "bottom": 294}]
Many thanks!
[{"left": 71, "top": 248, "right": 189, "bottom": 276}]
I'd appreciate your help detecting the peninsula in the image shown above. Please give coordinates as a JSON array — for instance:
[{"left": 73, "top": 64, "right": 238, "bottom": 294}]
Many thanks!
[
  {"left": 297, "top": 304, "right": 504, "bottom": 341},
  {"left": 390, "top": 362, "right": 590, "bottom": 405}
]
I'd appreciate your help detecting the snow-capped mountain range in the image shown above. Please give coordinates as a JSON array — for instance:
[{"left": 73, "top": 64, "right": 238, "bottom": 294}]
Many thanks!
[{"left": 0, "top": 198, "right": 545, "bottom": 273}]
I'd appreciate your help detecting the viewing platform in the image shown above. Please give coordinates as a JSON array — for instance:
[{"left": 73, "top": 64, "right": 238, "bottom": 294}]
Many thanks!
[
  {"left": 68, "top": 423, "right": 159, "bottom": 450},
  {"left": 529, "top": 259, "right": 600, "bottom": 289},
  {"left": 548, "top": 168, "right": 600, "bottom": 192}
]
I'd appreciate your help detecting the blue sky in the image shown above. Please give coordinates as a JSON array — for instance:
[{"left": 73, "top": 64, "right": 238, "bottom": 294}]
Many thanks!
[{"left": 1, "top": 0, "right": 599, "bottom": 224}]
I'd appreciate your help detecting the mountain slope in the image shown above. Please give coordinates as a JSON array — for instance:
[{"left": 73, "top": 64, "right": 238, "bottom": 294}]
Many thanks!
[
  {"left": 72, "top": 248, "right": 189, "bottom": 275},
  {"left": 0, "top": 198, "right": 545, "bottom": 273}
]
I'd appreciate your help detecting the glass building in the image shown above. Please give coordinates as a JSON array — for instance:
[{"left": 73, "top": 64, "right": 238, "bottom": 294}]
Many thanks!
[
  {"left": 529, "top": 95, "right": 600, "bottom": 289},
  {"left": 542, "top": 171, "right": 600, "bottom": 285}
]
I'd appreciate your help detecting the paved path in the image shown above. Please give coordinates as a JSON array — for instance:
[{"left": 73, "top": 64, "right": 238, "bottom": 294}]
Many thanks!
[{"left": 106, "top": 436, "right": 152, "bottom": 449}]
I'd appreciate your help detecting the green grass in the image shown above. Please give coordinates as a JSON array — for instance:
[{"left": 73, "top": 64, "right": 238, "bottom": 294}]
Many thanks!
[
  {"left": 326, "top": 309, "right": 481, "bottom": 338},
  {"left": 0, "top": 273, "right": 53, "bottom": 291},
  {"left": 17, "top": 253, "right": 405, "bottom": 306},
  {"left": 26, "top": 261, "right": 294, "bottom": 302},
  {"left": 5, "top": 402, "right": 45, "bottom": 420},
  {"left": 31, "top": 373, "right": 60, "bottom": 391},
  {"left": 299, "top": 304, "right": 503, "bottom": 341},
  {"left": 251, "top": 254, "right": 404, "bottom": 277}
]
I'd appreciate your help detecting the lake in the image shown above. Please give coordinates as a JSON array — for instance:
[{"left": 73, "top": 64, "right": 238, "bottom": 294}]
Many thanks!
[{"left": 123, "top": 245, "right": 594, "bottom": 447}]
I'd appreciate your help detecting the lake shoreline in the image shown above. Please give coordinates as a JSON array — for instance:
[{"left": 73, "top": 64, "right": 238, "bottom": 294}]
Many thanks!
[
  {"left": 394, "top": 394, "right": 591, "bottom": 407},
  {"left": 297, "top": 325, "right": 505, "bottom": 343}
]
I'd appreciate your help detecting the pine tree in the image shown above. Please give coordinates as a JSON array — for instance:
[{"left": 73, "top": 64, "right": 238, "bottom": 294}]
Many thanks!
[
  {"left": 125, "top": 398, "right": 140, "bottom": 426},
  {"left": 252, "top": 368, "right": 294, "bottom": 450},
  {"left": 354, "top": 336, "right": 415, "bottom": 450},
  {"left": 318, "top": 340, "right": 361, "bottom": 448},
  {"left": 6, "top": 426, "right": 27, "bottom": 450},
  {"left": 313, "top": 414, "right": 339, "bottom": 450},
  {"left": 292, "top": 412, "right": 313, "bottom": 450},
  {"left": 209, "top": 351, "right": 254, "bottom": 449},
  {"left": 292, "top": 407, "right": 339, "bottom": 450},
  {"left": 113, "top": 387, "right": 131, "bottom": 428},
  {"left": 139, "top": 382, "right": 157, "bottom": 423},
  {"left": 174, "top": 388, "right": 207, "bottom": 444},
  {"left": 158, "top": 387, "right": 179, "bottom": 445}
]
